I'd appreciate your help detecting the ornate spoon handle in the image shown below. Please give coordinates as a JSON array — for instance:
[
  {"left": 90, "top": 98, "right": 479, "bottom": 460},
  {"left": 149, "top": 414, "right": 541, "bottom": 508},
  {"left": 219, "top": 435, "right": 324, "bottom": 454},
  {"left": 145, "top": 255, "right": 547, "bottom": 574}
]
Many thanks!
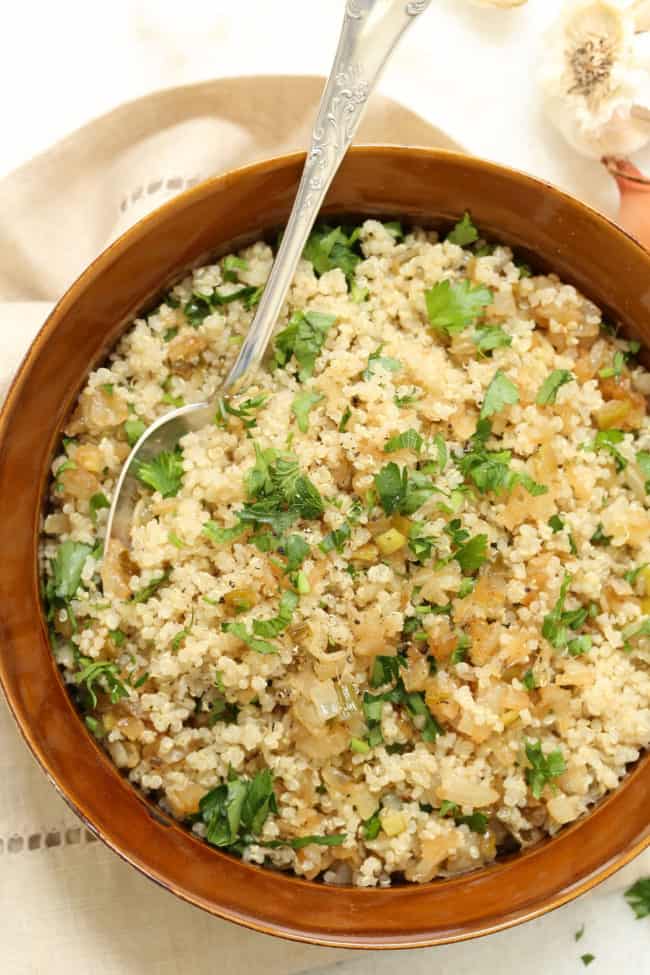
[{"left": 224, "top": 0, "right": 431, "bottom": 393}]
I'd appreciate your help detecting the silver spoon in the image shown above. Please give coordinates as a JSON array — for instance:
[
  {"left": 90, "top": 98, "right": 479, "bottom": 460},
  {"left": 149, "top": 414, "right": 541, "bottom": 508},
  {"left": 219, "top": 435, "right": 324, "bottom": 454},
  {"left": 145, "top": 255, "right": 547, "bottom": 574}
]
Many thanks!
[{"left": 104, "top": 0, "right": 431, "bottom": 572}]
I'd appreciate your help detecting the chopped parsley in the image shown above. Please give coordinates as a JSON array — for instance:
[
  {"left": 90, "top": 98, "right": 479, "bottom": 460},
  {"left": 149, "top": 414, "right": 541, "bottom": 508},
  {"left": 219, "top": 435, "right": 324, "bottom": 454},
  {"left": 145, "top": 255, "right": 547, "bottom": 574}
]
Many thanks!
[
  {"left": 222, "top": 589, "right": 298, "bottom": 655},
  {"left": 135, "top": 446, "right": 184, "bottom": 498},
  {"left": 262, "top": 833, "right": 346, "bottom": 850},
  {"left": 536, "top": 369, "right": 574, "bottom": 406},
  {"left": 362, "top": 345, "right": 402, "bottom": 381},
  {"left": 370, "top": 654, "right": 406, "bottom": 688},
  {"left": 581, "top": 955, "right": 595, "bottom": 967},
  {"left": 622, "top": 618, "right": 650, "bottom": 652},
  {"left": 109, "top": 629, "right": 126, "bottom": 647},
  {"left": 238, "top": 447, "right": 325, "bottom": 534},
  {"left": 222, "top": 254, "right": 248, "bottom": 281},
  {"left": 338, "top": 406, "right": 352, "bottom": 432},
  {"left": 447, "top": 212, "right": 478, "bottom": 247},
  {"left": 522, "top": 669, "right": 538, "bottom": 691},
  {"left": 51, "top": 540, "right": 93, "bottom": 603},
  {"left": 524, "top": 740, "right": 566, "bottom": 799},
  {"left": 291, "top": 390, "right": 324, "bottom": 433},
  {"left": 362, "top": 808, "right": 382, "bottom": 840},
  {"left": 480, "top": 370, "right": 519, "bottom": 420},
  {"left": 319, "top": 521, "right": 351, "bottom": 554},
  {"left": 384, "top": 429, "right": 423, "bottom": 453},
  {"left": 425, "top": 279, "right": 492, "bottom": 336},
  {"left": 202, "top": 521, "right": 247, "bottom": 545},
  {"left": 472, "top": 325, "right": 512, "bottom": 355},
  {"left": 132, "top": 569, "right": 171, "bottom": 604},
  {"left": 584, "top": 428, "right": 627, "bottom": 472},
  {"left": 74, "top": 659, "right": 129, "bottom": 709},
  {"left": 590, "top": 523, "right": 612, "bottom": 546},
  {"left": 625, "top": 877, "right": 650, "bottom": 918},
  {"left": 198, "top": 768, "right": 276, "bottom": 851},
  {"left": 303, "top": 224, "right": 362, "bottom": 285},
  {"left": 89, "top": 492, "right": 110, "bottom": 525},
  {"left": 454, "top": 534, "right": 488, "bottom": 574},
  {"left": 216, "top": 393, "right": 268, "bottom": 430},
  {"left": 456, "top": 420, "right": 547, "bottom": 497},
  {"left": 542, "top": 573, "right": 590, "bottom": 651},
  {"left": 124, "top": 418, "right": 146, "bottom": 446},
  {"left": 273, "top": 310, "right": 336, "bottom": 381},
  {"left": 394, "top": 388, "right": 420, "bottom": 408},
  {"left": 183, "top": 282, "right": 261, "bottom": 325},
  {"left": 374, "top": 462, "right": 437, "bottom": 516},
  {"left": 438, "top": 801, "right": 488, "bottom": 833},
  {"left": 599, "top": 350, "right": 625, "bottom": 379},
  {"left": 548, "top": 514, "right": 564, "bottom": 533},
  {"left": 637, "top": 450, "right": 650, "bottom": 492},
  {"left": 575, "top": 924, "right": 585, "bottom": 942}
]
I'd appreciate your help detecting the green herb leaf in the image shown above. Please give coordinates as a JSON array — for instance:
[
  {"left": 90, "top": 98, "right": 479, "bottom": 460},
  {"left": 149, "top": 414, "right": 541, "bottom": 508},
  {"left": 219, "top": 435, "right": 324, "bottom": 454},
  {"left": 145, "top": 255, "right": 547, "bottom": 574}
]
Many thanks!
[
  {"left": 374, "top": 463, "right": 436, "bottom": 516},
  {"left": 217, "top": 393, "right": 268, "bottom": 430},
  {"left": 89, "top": 492, "right": 110, "bottom": 525},
  {"left": 599, "top": 349, "right": 625, "bottom": 379},
  {"left": 581, "top": 954, "right": 595, "bottom": 967},
  {"left": 273, "top": 310, "right": 336, "bottom": 381},
  {"left": 124, "top": 418, "right": 146, "bottom": 446},
  {"left": 568, "top": 635, "right": 592, "bottom": 657},
  {"left": 447, "top": 212, "right": 478, "bottom": 247},
  {"left": 575, "top": 924, "right": 585, "bottom": 942},
  {"left": 584, "top": 428, "right": 627, "bottom": 472},
  {"left": 109, "top": 629, "right": 126, "bottom": 647},
  {"left": 370, "top": 654, "right": 406, "bottom": 688},
  {"left": 75, "top": 659, "right": 129, "bottom": 709},
  {"left": 132, "top": 569, "right": 170, "bottom": 604},
  {"left": 536, "top": 369, "right": 574, "bottom": 406},
  {"left": 284, "top": 534, "right": 310, "bottom": 573},
  {"left": 362, "top": 808, "right": 382, "bottom": 840},
  {"left": 548, "top": 514, "right": 564, "bottom": 533},
  {"left": 480, "top": 370, "right": 519, "bottom": 419},
  {"left": 394, "top": 388, "right": 420, "bottom": 408},
  {"left": 472, "top": 325, "right": 512, "bottom": 355},
  {"left": 590, "top": 523, "right": 612, "bottom": 546},
  {"left": 384, "top": 429, "right": 423, "bottom": 454},
  {"left": 319, "top": 521, "right": 351, "bottom": 554},
  {"left": 454, "top": 533, "right": 488, "bottom": 575},
  {"left": 625, "top": 877, "right": 650, "bottom": 919},
  {"left": 263, "top": 833, "right": 346, "bottom": 850},
  {"left": 52, "top": 541, "right": 93, "bottom": 600},
  {"left": 303, "top": 224, "right": 362, "bottom": 285},
  {"left": 199, "top": 768, "right": 276, "bottom": 849},
  {"left": 291, "top": 390, "right": 324, "bottom": 433},
  {"left": 425, "top": 279, "right": 492, "bottom": 336},
  {"left": 338, "top": 406, "right": 352, "bottom": 432},
  {"left": 222, "top": 254, "right": 248, "bottom": 281},
  {"left": 522, "top": 669, "right": 538, "bottom": 691},
  {"left": 637, "top": 450, "right": 650, "bottom": 492},
  {"left": 524, "top": 740, "right": 566, "bottom": 799},
  {"left": 363, "top": 345, "right": 402, "bottom": 381},
  {"left": 135, "top": 447, "right": 184, "bottom": 498},
  {"left": 203, "top": 520, "right": 246, "bottom": 546},
  {"left": 456, "top": 812, "right": 488, "bottom": 834}
]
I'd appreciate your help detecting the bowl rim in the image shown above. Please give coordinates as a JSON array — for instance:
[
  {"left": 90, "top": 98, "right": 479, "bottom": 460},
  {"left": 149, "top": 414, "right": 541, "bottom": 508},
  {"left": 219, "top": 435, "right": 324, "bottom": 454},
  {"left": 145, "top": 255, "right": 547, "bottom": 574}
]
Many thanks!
[{"left": 1, "top": 145, "right": 650, "bottom": 949}]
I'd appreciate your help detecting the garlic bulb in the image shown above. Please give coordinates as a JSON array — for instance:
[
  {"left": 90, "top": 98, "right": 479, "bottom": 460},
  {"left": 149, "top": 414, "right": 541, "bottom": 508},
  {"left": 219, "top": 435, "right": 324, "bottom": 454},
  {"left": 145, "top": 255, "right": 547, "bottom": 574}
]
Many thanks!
[{"left": 540, "top": 1, "right": 650, "bottom": 158}]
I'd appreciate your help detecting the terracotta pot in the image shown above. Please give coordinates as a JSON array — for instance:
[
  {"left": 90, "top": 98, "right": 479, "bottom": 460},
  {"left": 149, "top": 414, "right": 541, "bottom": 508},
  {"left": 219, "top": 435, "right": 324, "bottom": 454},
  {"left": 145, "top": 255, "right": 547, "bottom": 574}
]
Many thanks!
[{"left": 0, "top": 147, "right": 648, "bottom": 949}]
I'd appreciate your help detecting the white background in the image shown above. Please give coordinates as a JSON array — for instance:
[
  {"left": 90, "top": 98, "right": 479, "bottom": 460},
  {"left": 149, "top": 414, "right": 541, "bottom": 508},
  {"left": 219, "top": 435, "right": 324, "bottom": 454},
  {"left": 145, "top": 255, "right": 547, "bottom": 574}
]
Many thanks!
[
  {"left": 2, "top": 0, "right": 643, "bottom": 214},
  {"left": 1, "top": 2, "right": 649, "bottom": 974}
]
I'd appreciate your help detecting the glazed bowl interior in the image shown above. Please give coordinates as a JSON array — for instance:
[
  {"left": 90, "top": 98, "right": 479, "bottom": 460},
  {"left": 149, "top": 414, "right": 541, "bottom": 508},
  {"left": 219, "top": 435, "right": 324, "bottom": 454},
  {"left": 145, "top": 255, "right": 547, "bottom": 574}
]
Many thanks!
[{"left": 0, "top": 147, "right": 649, "bottom": 949}]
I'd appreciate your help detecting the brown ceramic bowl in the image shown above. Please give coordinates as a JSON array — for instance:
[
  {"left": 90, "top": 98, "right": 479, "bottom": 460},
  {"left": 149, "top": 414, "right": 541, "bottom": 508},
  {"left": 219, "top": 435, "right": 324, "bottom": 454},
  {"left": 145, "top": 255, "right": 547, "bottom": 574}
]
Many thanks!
[{"left": 0, "top": 147, "right": 649, "bottom": 949}]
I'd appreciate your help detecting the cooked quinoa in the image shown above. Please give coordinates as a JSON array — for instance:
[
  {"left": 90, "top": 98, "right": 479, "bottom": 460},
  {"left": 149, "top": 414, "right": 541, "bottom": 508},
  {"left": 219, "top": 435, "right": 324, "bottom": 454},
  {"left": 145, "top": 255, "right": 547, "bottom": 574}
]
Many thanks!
[{"left": 41, "top": 216, "right": 650, "bottom": 886}]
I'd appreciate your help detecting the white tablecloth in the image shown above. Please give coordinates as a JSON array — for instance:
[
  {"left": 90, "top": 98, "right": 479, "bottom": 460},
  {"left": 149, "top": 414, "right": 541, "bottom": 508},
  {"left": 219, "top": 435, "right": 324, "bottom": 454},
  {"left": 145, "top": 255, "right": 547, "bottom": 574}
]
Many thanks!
[{"left": 1, "top": 2, "right": 649, "bottom": 974}]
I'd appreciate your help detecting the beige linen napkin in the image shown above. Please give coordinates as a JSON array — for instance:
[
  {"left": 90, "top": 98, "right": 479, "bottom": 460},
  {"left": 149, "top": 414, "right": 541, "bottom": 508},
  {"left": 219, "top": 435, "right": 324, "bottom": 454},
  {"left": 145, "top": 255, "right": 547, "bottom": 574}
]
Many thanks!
[{"left": 0, "top": 75, "right": 458, "bottom": 974}]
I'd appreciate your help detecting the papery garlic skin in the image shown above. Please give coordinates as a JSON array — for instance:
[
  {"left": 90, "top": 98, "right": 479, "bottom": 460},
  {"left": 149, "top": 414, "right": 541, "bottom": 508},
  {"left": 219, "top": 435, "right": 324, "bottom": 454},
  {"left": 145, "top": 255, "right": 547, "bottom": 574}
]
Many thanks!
[{"left": 540, "top": 1, "right": 650, "bottom": 159}]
